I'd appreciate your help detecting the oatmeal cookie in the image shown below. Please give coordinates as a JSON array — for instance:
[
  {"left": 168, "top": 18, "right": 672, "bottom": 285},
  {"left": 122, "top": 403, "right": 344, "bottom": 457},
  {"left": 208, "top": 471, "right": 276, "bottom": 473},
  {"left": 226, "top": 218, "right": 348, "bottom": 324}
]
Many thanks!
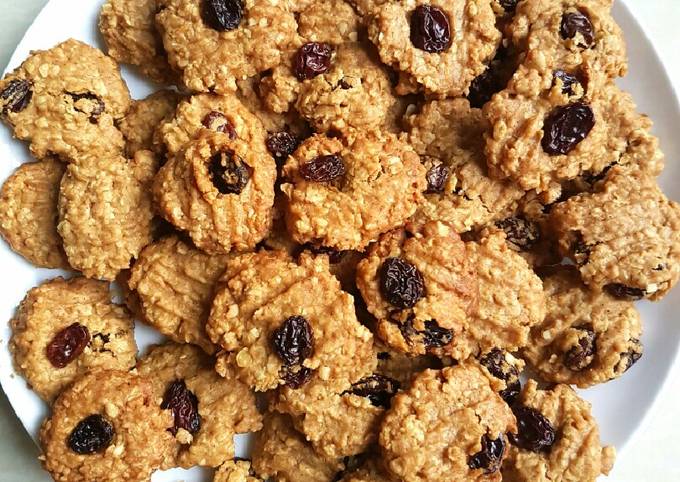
[
  {"left": 405, "top": 98, "right": 525, "bottom": 232},
  {"left": 502, "top": 379, "right": 616, "bottom": 482},
  {"left": 478, "top": 348, "right": 525, "bottom": 405},
  {"left": 281, "top": 130, "right": 426, "bottom": 251},
  {"left": 0, "top": 39, "right": 130, "bottom": 161},
  {"left": 58, "top": 150, "right": 157, "bottom": 280},
  {"left": 550, "top": 165, "right": 680, "bottom": 300},
  {"left": 118, "top": 90, "right": 181, "bottom": 157},
  {"left": 214, "top": 459, "right": 263, "bottom": 482},
  {"left": 99, "top": 0, "right": 176, "bottom": 83},
  {"left": 337, "top": 458, "right": 394, "bottom": 482},
  {"left": 356, "top": 222, "right": 478, "bottom": 358},
  {"left": 366, "top": 0, "right": 500, "bottom": 97},
  {"left": 156, "top": 0, "right": 298, "bottom": 93},
  {"left": 154, "top": 130, "right": 276, "bottom": 254},
  {"left": 208, "top": 251, "right": 374, "bottom": 392},
  {"left": 251, "top": 412, "right": 343, "bottom": 482},
  {"left": 137, "top": 343, "right": 262, "bottom": 468},
  {"left": 9, "top": 277, "right": 137, "bottom": 402},
  {"left": 484, "top": 65, "right": 663, "bottom": 197},
  {"left": 523, "top": 266, "right": 642, "bottom": 387},
  {"left": 380, "top": 364, "right": 516, "bottom": 482},
  {"left": 0, "top": 157, "right": 68, "bottom": 269},
  {"left": 39, "top": 370, "right": 173, "bottom": 482},
  {"left": 128, "top": 235, "right": 230, "bottom": 353}
]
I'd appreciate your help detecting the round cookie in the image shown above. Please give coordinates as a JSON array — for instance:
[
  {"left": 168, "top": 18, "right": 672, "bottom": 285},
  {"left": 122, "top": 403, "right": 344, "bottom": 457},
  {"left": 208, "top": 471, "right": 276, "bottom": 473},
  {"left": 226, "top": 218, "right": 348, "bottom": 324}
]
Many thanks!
[
  {"left": 39, "top": 370, "right": 174, "bottom": 482},
  {"left": 281, "top": 130, "right": 426, "bottom": 251},
  {"left": 502, "top": 380, "right": 616, "bottom": 482},
  {"left": 156, "top": 0, "right": 298, "bottom": 93},
  {"left": 128, "top": 235, "right": 231, "bottom": 353},
  {"left": 154, "top": 130, "right": 276, "bottom": 254},
  {"left": 0, "top": 39, "right": 130, "bottom": 161},
  {"left": 58, "top": 150, "right": 157, "bottom": 280},
  {"left": 0, "top": 157, "right": 68, "bottom": 269},
  {"left": 523, "top": 266, "right": 643, "bottom": 387},
  {"left": 207, "top": 251, "right": 374, "bottom": 392},
  {"left": 10, "top": 277, "right": 137, "bottom": 402},
  {"left": 214, "top": 459, "right": 263, "bottom": 482},
  {"left": 99, "top": 0, "right": 176, "bottom": 83},
  {"left": 136, "top": 343, "right": 262, "bottom": 468},
  {"left": 118, "top": 90, "right": 182, "bottom": 157},
  {"left": 379, "top": 364, "right": 516, "bottom": 482},
  {"left": 366, "top": 0, "right": 501, "bottom": 96},
  {"left": 550, "top": 164, "right": 680, "bottom": 300},
  {"left": 356, "top": 222, "right": 479, "bottom": 358}
]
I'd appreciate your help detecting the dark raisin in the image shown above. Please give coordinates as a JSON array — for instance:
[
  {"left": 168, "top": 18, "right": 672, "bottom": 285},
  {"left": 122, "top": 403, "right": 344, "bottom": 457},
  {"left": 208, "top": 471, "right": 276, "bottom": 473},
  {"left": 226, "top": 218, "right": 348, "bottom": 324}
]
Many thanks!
[
  {"left": 266, "top": 131, "right": 299, "bottom": 163},
  {"left": 46, "top": 323, "right": 91, "bottom": 369},
  {"left": 282, "top": 366, "right": 314, "bottom": 388},
  {"left": 410, "top": 5, "right": 451, "bottom": 53},
  {"left": 560, "top": 11, "right": 595, "bottom": 48},
  {"left": 161, "top": 379, "right": 201, "bottom": 436},
  {"left": 564, "top": 325, "right": 597, "bottom": 371},
  {"left": 509, "top": 406, "right": 556, "bottom": 453},
  {"left": 498, "top": 0, "right": 519, "bottom": 13},
  {"left": 202, "top": 0, "right": 244, "bottom": 31},
  {"left": 202, "top": 111, "right": 237, "bottom": 139},
  {"left": 468, "top": 434, "right": 506, "bottom": 474},
  {"left": 604, "top": 283, "right": 646, "bottom": 301},
  {"left": 208, "top": 150, "right": 251, "bottom": 194},
  {"left": 553, "top": 70, "right": 582, "bottom": 96},
  {"left": 467, "top": 46, "right": 511, "bottom": 108},
  {"left": 68, "top": 414, "right": 115, "bottom": 454},
  {"left": 68, "top": 92, "right": 105, "bottom": 123},
  {"left": 425, "top": 162, "right": 450, "bottom": 193},
  {"left": 1, "top": 79, "right": 32, "bottom": 115},
  {"left": 345, "top": 374, "right": 401, "bottom": 408},
  {"left": 541, "top": 102, "right": 595, "bottom": 155},
  {"left": 421, "top": 320, "right": 453, "bottom": 348},
  {"left": 301, "top": 243, "right": 346, "bottom": 264},
  {"left": 294, "top": 42, "right": 333, "bottom": 81},
  {"left": 495, "top": 217, "right": 540, "bottom": 251},
  {"left": 299, "top": 154, "right": 345, "bottom": 182},
  {"left": 616, "top": 338, "right": 642, "bottom": 374},
  {"left": 480, "top": 348, "right": 521, "bottom": 405},
  {"left": 380, "top": 257, "right": 425, "bottom": 309},
  {"left": 272, "top": 315, "right": 314, "bottom": 366}
]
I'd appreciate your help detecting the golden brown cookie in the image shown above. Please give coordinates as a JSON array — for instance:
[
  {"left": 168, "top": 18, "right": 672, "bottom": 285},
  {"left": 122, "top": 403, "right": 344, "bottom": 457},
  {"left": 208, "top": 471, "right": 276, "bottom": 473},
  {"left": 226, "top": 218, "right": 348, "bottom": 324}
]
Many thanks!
[
  {"left": 0, "top": 39, "right": 130, "bottom": 161},
  {"left": 502, "top": 380, "right": 616, "bottom": 482},
  {"left": 39, "top": 370, "right": 174, "bottom": 482},
  {"left": 281, "top": 130, "right": 426, "bottom": 251},
  {"left": 10, "top": 277, "right": 137, "bottom": 402},
  {"left": 136, "top": 343, "right": 262, "bottom": 468},
  {"left": 118, "top": 90, "right": 181, "bottom": 157},
  {"left": 380, "top": 364, "right": 516, "bottom": 482},
  {"left": 214, "top": 459, "right": 264, "bottom": 482},
  {"left": 0, "top": 158, "right": 68, "bottom": 269},
  {"left": 58, "top": 150, "right": 157, "bottom": 280}
]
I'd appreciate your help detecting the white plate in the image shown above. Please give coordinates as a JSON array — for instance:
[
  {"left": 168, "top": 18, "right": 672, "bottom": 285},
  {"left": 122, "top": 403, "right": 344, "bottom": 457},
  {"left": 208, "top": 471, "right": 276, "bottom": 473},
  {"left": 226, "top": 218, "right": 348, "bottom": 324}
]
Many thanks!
[{"left": 0, "top": 1, "right": 679, "bottom": 481}]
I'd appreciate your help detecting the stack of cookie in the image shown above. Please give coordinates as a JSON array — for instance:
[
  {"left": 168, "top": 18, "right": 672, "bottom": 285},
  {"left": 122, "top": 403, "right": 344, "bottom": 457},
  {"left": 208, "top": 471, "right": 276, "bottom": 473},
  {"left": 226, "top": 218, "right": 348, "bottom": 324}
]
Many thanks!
[{"left": 0, "top": 0, "right": 677, "bottom": 481}]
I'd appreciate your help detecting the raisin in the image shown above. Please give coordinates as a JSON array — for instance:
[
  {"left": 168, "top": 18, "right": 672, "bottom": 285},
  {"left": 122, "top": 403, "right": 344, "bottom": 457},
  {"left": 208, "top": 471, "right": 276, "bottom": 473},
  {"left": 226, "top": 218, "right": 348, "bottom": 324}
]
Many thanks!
[
  {"left": 282, "top": 366, "right": 314, "bottom": 388},
  {"left": 541, "top": 102, "right": 595, "bottom": 155},
  {"left": 560, "top": 11, "right": 595, "bottom": 48},
  {"left": 46, "top": 323, "right": 91, "bottom": 369},
  {"left": 553, "top": 70, "right": 582, "bottom": 96},
  {"left": 295, "top": 42, "right": 333, "bottom": 81},
  {"left": 564, "top": 325, "right": 596, "bottom": 371},
  {"left": 1, "top": 79, "right": 32, "bottom": 115},
  {"left": 468, "top": 46, "right": 511, "bottom": 108},
  {"left": 272, "top": 316, "right": 314, "bottom": 366},
  {"left": 468, "top": 434, "right": 506, "bottom": 474},
  {"left": 68, "top": 92, "right": 105, "bottom": 124},
  {"left": 421, "top": 320, "right": 453, "bottom": 348},
  {"left": 616, "top": 338, "right": 642, "bottom": 374},
  {"left": 604, "top": 283, "right": 646, "bottom": 301},
  {"left": 425, "top": 162, "right": 450, "bottom": 193},
  {"left": 266, "top": 131, "right": 299, "bottom": 163},
  {"left": 380, "top": 257, "right": 425, "bottom": 309},
  {"left": 202, "top": 111, "right": 237, "bottom": 139},
  {"left": 299, "top": 154, "right": 345, "bottom": 182},
  {"left": 68, "top": 414, "right": 115, "bottom": 454},
  {"left": 509, "top": 406, "right": 556, "bottom": 453},
  {"left": 161, "top": 379, "right": 201, "bottom": 436},
  {"left": 480, "top": 348, "right": 521, "bottom": 405},
  {"left": 202, "top": 0, "right": 243, "bottom": 31},
  {"left": 345, "top": 374, "right": 400, "bottom": 408},
  {"left": 209, "top": 150, "right": 251, "bottom": 194},
  {"left": 301, "top": 243, "right": 346, "bottom": 264},
  {"left": 410, "top": 5, "right": 451, "bottom": 53},
  {"left": 498, "top": 0, "right": 518, "bottom": 12},
  {"left": 495, "top": 217, "right": 540, "bottom": 251}
]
